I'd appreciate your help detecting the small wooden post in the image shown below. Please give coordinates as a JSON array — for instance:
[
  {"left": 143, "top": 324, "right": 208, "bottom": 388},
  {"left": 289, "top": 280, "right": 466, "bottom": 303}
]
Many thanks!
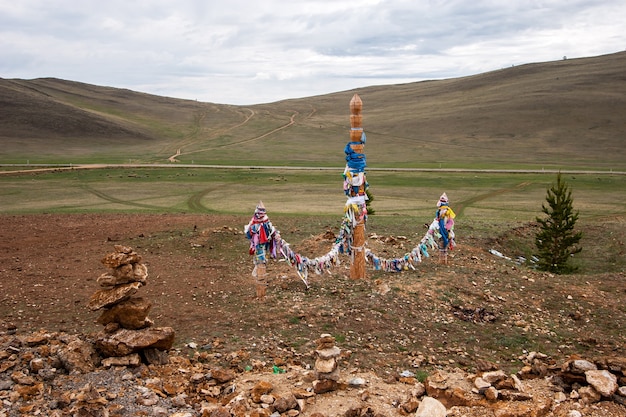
[
  {"left": 435, "top": 192, "right": 454, "bottom": 266},
  {"left": 439, "top": 248, "right": 448, "bottom": 265},
  {"left": 348, "top": 94, "right": 367, "bottom": 280},
  {"left": 254, "top": 263, "right": 268, "bottom": 299},
  {"left": 245, "top": 201, "right": 272, "bottom": 300}
]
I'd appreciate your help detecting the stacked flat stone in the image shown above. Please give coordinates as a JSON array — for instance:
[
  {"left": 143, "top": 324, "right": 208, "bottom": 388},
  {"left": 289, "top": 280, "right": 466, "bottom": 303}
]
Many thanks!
[
  {"left": 87, "top": 245, "right": 175, "bottom": 363},
  {"left": 313, "top": 333, "right": 341, "bottom": 393}
]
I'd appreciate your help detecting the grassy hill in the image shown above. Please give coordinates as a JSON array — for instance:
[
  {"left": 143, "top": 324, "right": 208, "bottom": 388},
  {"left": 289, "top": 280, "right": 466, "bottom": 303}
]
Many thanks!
[{"left": 1, "top": 51, "right": 625, "bottom": 169}]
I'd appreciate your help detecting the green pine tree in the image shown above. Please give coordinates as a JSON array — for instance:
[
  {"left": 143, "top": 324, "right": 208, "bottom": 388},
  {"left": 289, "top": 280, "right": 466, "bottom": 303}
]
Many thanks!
[
  {"left": 535, "top": 172, "right": 583, "bottom": 273},
  {"left": 366, "top": 188, "right": 375, "bottom": 215}
]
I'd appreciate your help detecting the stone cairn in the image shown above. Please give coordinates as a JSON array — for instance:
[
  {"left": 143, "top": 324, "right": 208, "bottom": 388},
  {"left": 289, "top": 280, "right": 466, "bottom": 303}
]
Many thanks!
[
  {"left": 313, "top": 333, "right": 342, "bottom": 394},
  {"left": 87, "top": 245, "right": 175, "bottom": 366}
]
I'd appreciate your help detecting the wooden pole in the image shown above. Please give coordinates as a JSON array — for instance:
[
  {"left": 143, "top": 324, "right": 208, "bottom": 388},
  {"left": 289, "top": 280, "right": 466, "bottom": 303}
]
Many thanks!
[
  {"left": 246, "top": 201, "right": 270, "bottom": 300},
  {"left": 254, "top": 263, "right": 267, "bottom": 299},
  {"left": 351, "top": 216, "right": 366, "bottom": 279},
  {"left": 348, "top": 94, "right": 367, "bottom": 280},
  {"left": 439, "top": 248, "right": 448, "bottom": 265}
]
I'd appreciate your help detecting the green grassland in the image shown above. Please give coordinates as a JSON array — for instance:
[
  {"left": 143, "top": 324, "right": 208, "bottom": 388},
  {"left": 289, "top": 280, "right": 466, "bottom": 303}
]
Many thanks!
[
  {"left": 1, "top": 167, "right": 624, "bottom": 274},
  {"left": 2, "top": 167, "right": 623, "bottom": 217}
]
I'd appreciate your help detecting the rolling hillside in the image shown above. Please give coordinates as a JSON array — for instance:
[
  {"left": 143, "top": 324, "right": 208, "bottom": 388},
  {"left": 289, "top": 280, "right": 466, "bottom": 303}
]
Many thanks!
[{"left": 1, "top": 51, "right": 625, "bottom": 169}]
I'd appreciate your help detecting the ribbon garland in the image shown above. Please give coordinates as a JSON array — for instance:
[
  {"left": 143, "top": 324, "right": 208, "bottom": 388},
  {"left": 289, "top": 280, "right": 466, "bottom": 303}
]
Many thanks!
[
  {"left": 365, "top": 194, "right": 457, "bottom": 272},
  {"left": 244, "top": 201, "right": 370, "bottom": 288},
  {"left": 364, "top": 221, "right": 439, "bottom": 272},
  {"left": 268, "top": 203, "right": 363, "bottom": 288},
  {"left": 244, "top": 198, "right": 457, "bottom": 286}
]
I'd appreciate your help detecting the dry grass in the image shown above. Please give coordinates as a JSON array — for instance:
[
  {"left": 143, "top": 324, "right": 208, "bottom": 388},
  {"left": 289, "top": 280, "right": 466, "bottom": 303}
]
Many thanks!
[{"left": 1, "top": 52, "right": 625, "bottom": 169}]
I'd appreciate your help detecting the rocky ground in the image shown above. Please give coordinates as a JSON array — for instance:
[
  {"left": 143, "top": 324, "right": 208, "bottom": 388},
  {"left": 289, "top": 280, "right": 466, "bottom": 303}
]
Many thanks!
[{"left": 0, "top": 213, "right": 625, "bottom": 416}]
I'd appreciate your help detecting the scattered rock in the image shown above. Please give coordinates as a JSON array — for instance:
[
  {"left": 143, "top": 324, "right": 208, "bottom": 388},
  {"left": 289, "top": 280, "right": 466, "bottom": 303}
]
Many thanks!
[
  {"left": 251, "top": 380, "right": 273, "bottom": 403},
  {"left": 0, "top": 331, "right": 624, "bottom": 417},
  {"left": 57, "top": 337, "right": 98, "bottom": 374},
  {"left": 585, "top": 369, "right": 618, "bottom": 397},
  {"left": 415, "top": 396, "right": 447, "bottom": 417}
]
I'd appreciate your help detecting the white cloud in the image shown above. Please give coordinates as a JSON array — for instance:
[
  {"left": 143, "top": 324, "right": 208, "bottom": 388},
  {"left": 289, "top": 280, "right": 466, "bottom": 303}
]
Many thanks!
[{"left": 1, "top": 0, "right": 624, "bottom": 104}]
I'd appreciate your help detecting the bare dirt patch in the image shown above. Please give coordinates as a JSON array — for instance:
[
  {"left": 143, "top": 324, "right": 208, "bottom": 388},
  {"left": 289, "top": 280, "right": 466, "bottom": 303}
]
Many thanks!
[
  {"left": 1, "top": 213, "right": 625, "bottom": 368},
  {"left": 1, "top": 214, "right": 625, "bottom": 416}
]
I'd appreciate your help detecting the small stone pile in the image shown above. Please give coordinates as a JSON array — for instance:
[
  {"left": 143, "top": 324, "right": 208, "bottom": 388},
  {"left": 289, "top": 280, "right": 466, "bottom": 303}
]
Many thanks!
[
  {"left": 87, "top": 245, "right": 175, "bottom": 365},
  {"left": 313, "top": 333, "right": 342, "bottom": 394}
]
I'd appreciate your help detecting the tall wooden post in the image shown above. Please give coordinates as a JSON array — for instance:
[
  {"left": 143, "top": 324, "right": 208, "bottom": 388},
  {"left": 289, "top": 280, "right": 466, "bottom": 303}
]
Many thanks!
[{"left": 347, "top": 94, "right": 367, "bottom": 279}]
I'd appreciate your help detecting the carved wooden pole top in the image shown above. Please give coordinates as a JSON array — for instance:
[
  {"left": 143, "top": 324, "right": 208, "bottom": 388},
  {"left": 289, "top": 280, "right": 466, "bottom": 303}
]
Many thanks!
[
  {"left": 349, "top": 94, "right": 364, "bottom": 143},
  {"left": 350, "top": 93, "right": 362, "bottom": 115}
]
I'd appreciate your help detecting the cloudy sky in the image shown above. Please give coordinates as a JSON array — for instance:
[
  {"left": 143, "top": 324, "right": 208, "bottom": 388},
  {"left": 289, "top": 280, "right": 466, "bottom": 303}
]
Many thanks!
[{"left": 1, "top": 0, "right": 625, "bottom": 105}]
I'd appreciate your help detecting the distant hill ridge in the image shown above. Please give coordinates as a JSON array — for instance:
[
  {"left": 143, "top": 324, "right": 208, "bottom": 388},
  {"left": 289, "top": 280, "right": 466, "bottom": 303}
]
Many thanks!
[{"left": 1, "top": 51, "right": 625, "bottom": 169}]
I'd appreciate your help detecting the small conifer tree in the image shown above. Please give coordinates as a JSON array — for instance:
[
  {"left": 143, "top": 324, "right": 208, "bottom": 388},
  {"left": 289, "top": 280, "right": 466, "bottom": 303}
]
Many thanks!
[
  {"left": 366, "top": 188, "right": 375, "bottom": 215},
  {"left": 535, "top": 172, "right": 583, "bottom": 273}
]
